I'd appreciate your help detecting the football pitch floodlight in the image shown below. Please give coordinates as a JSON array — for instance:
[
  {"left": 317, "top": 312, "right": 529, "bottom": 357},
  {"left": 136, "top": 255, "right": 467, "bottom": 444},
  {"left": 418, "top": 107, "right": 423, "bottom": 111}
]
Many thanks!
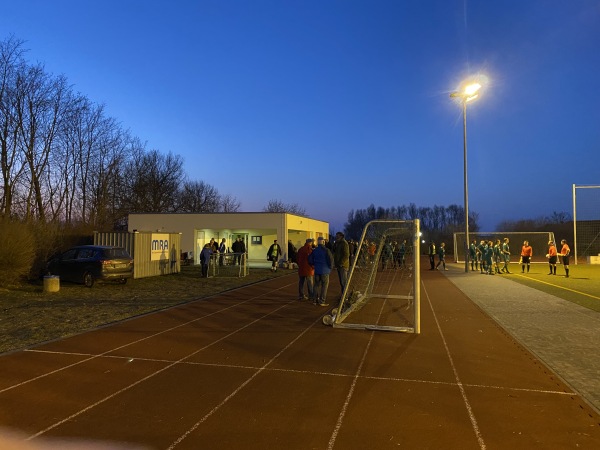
[{"left": 450, "top": 76, "right": 487, "bottom": 273}]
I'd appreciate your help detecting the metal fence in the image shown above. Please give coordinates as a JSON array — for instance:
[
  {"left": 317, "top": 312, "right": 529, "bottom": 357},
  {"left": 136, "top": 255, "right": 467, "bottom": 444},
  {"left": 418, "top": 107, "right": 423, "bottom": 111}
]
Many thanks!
[{"left": 207, "top": 253, "right": 248, "bottom": 278}]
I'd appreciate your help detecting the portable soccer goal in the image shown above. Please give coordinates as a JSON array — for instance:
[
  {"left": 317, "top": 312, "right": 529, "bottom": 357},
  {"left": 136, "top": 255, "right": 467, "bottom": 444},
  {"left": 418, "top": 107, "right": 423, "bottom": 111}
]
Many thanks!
[
  {"left": 573, "top": 184, "right": 600, "bottom": 264},
  {"left": 453, "top": 231, "right": 556, "bottom": 263},
  {"left": 327, "top": 219, "right": 420, "bottom": 333}
]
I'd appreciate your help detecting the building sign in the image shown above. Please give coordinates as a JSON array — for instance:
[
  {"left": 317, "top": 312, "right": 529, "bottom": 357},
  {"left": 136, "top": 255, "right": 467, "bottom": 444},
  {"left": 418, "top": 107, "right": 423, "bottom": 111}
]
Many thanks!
[{"left": 151, "top": 233, "right": 170, "bottom": 261}]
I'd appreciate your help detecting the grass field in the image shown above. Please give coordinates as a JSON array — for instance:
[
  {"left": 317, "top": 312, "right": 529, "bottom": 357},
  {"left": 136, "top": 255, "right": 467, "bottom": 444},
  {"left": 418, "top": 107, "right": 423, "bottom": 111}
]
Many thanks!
[{"left": 502, "top": 262, "right": 600, "bottom": 312}]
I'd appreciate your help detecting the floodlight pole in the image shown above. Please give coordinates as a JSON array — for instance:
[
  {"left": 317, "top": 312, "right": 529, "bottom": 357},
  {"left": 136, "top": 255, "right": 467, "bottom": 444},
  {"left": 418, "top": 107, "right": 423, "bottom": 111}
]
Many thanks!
[
  {"left": 461, "top": 100, "right": 469, "bottom": 273},
  {"left": 451, "top": 82, "right": 481, "bottom": 273}
]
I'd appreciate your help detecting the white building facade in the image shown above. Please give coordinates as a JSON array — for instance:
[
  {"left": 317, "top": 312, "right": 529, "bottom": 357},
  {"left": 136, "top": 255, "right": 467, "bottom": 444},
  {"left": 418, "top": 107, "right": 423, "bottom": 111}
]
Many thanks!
[{"left": 128, "top": 212, "right": 330, "bottom": 268}]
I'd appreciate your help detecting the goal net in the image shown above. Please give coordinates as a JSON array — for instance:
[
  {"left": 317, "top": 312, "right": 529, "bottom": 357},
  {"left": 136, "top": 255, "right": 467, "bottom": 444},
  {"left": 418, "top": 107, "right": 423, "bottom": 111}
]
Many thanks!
[
  {"left": 573, "top": 184, "right": 600, "bottom": 264},
  {"left": 328, "top": 219, "right": 420, "bottom": 333},
  {"left": 453, "top": 231, "right": 556, "bottom": 263}
]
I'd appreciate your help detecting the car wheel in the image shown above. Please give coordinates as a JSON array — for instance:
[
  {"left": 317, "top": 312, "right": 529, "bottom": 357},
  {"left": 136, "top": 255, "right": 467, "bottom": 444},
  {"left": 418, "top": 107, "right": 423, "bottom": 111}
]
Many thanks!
[{"left": 83, "top": 272, "right": 95, "bottom": 288}]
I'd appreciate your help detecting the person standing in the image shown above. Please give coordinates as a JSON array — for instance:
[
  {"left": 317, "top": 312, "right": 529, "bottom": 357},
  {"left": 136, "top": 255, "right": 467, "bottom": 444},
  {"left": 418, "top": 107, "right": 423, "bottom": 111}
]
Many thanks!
[
  {"left": 520, "top": 240, "right": 533, "bottom": 273},
  {"left": 428, "top": 241, "right": 436, "bottom": 270},
  {"left": 287, "top": 239, "right": 297, "bottom": 264},
  {"left": 559, "top": 239, "right": 571, "bottom": 278},
  {"left": 547, "top": 240, "right": 558, "bottom": 275},
  {"left": 308, "top": 237, "right": 333, "bottom": 306},
  {"left": 296, "top": 238, "right": 315, "bottom": 300},
  {"left": 501, "top": 237, "right": 511, "bottom": 273},
  {"left": 477, "top": 240, "right": 486, "bottom": 273},
  {"left": 469, "top": 239, "right": 477, "bottom": 271},
  {"left": 218, "top": 238, "right": 227, "bottom": 266},
  {"left": 397, "top": 239, "right": 407, "bottom": 269},
  {"left": 199, "top": 244, "right": 212, "bottom": 278},
  {"left": 238, "top": 237, "right": 246, "bottom": 265},
  {"left": 267, "top": 239, "right": 282, "bottom": 271},
  {"left": 333, "top": 232, "right": 350, "bottom": 296},
  {"left": 435, "top": 242, "right": 447, "bottom": 270},
  {"left": 485, "top": 240, "right": 495, "bottom": 275}
]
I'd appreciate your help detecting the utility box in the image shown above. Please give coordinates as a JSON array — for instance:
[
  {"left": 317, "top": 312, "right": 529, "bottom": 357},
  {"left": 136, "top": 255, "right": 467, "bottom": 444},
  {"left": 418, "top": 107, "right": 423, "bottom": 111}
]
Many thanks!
[{"left": 43, "top": 275, "right": 60, "bottom": 293}]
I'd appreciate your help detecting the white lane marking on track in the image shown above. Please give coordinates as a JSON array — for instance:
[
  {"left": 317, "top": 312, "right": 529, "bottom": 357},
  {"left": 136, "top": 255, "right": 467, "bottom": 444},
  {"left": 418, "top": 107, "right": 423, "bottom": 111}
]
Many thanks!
[
  {"left": 24, "top": 349, "right": 577, "bottom": 396},
  {"left": 327, "top": 268, "right": 399, "bottom": 450},
  {"left": 3, "top": 282, "right": 293, "bottom": 395},
  {"left": 24, "top": 283, "right": 295, "bottom": 440},
  {"left": 166, "top": 314, "right": 323, "bottom": 449},
  {"left": 422, "top": 280, "right": 487, "bottom": 450}
]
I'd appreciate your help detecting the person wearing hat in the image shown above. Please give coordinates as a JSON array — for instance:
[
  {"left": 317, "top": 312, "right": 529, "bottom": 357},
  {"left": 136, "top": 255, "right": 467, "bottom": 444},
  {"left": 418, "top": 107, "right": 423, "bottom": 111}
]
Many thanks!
[
  {"left": 296, "top": 238, "right": 315, "bottom": 300},
  {"left": 308, "top": 237, "right": 334, "bottom": 306},
  {"left": 267, "top": 239, "right": 282, "bottom": 271}
]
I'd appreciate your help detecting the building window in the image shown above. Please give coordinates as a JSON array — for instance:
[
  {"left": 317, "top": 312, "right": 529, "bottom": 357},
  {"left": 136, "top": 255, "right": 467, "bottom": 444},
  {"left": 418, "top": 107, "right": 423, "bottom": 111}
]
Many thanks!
[{"left": 251, "top": 236, "right": 262, "bottom": 245}]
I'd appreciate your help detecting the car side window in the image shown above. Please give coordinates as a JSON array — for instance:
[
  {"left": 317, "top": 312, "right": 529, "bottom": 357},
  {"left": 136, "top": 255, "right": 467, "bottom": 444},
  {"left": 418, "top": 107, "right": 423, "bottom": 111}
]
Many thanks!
[
  {"left": 62, "top": 249, "right": 77, "bottom": 260},
  {"left": 77, "top": 248, "right": 94, "bottom": 259}
]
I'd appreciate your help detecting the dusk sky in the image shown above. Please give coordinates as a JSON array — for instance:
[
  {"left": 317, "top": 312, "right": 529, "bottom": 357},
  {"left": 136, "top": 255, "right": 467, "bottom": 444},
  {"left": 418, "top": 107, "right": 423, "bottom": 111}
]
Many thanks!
[{"left": 2, "top": 0, "right": 598, "bottom": 231}]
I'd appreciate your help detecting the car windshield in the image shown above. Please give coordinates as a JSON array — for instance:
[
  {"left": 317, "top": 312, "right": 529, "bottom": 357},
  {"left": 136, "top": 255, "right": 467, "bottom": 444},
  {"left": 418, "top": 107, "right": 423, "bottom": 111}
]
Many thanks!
[{"left": 103, "top": 248, "right": 130, "bottom": 259}]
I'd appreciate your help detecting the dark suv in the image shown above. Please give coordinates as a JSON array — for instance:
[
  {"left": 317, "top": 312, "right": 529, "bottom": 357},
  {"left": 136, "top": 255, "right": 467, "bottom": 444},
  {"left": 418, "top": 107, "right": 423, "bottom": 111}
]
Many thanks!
[{"left": 47, "top": 245, "right": 134, "bottom": 287}]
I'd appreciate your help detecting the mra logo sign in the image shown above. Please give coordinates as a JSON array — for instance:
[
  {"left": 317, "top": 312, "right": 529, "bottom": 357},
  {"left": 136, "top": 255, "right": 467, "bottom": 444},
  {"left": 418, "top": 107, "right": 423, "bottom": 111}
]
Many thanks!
[{"left": 151, "top": 239, "right": 169, "bottom": 251}]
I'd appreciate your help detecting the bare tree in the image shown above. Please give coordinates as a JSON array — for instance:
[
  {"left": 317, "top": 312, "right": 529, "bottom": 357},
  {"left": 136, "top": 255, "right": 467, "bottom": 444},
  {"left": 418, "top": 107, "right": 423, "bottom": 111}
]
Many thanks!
[
  {"left": 263, "top": 199, "right": 307, "bottom": 216},
  {"left": 120, "top": 148, "right": 184, "bottom": 213},
  {"left": 219, "top": 193, "right": 241, "bottom": 212},
  {"left": 0, "top": 36, "right": 27, "bottom": 217},
  {"left": 176, "top": 180, "right": 221, "bottom": 212}
]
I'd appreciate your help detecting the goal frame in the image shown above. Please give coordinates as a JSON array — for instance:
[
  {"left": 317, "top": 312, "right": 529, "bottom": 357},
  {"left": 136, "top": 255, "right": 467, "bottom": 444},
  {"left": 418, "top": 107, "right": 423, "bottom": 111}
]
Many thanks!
[
  {"left": 572, "top": 184, "right": 600, "bottom": 265},
  {"left": 332, "top": 219, "right": 421, "bottom": 334}
]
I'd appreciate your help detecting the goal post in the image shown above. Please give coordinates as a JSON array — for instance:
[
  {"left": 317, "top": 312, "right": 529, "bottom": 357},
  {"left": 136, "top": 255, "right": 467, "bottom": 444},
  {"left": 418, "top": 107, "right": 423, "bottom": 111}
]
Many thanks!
[
  {"left": 453, "top": 231, "right": 556, "bottom": 263},
  {"left": 330, "top": 219, "right": 420, "bottom": 333},
  {"left": 573, "top": 184, "right": 600, "bottom": 265}
]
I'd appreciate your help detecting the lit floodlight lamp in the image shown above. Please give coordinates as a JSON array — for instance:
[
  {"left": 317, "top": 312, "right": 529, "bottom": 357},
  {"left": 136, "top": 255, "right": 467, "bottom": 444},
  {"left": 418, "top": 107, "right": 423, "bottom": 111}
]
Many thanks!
[{"left": 449, "top": 76, "right": 488, "bottom": 273}]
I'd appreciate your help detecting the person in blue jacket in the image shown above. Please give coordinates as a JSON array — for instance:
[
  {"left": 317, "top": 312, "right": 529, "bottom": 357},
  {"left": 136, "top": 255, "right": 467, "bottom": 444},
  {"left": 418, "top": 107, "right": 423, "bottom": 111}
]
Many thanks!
[
  {"left": 308, "top": 237, "right": 334, "bottom": 306},
  {"left": 200, "top": 244, "right": 212, "bottom": 278}
]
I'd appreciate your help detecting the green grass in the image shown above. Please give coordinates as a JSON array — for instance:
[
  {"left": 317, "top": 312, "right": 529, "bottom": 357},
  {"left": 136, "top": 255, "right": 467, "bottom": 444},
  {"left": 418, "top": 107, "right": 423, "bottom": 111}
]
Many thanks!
[{"left": 503, "top": 262, "right": 600, "bottom": 312}]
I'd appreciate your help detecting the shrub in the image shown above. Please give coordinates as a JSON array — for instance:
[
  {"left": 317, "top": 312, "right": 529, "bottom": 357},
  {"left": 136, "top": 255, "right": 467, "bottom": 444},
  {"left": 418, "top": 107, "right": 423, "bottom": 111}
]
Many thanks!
[{"left": 0, "top": 218, "right": 36, "bottom": 287}]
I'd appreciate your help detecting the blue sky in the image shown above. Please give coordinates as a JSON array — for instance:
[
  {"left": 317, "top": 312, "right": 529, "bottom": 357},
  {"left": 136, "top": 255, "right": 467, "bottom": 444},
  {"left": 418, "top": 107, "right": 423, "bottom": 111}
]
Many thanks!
[{"left": 2, "top": 0, "right": 599, "bottom": 231}]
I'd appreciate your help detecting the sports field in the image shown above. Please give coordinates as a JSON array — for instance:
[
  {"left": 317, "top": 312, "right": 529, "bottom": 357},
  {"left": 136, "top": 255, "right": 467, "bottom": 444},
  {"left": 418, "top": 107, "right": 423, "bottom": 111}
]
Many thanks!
[
  {"left": 0, "top": 264, "right": 599, "bottom": 449},
  {"left": 502, "top": 262, "right": 600, "bottom": 312}
]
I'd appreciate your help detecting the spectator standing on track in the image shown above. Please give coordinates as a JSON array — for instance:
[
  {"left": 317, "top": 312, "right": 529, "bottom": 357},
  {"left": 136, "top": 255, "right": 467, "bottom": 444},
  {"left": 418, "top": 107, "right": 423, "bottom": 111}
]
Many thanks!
[
  {"left": 501, "top": 237, "right": 511, "bottom": 273},
  {"left": 435, "top": 242, "right": 447, "bottom": 270},
  {"left": 200, "top": 244, "right": 212, "bottom": 278},
  {"left": 267, "top": 239, "right": 282, "bottom": 271},
  {"left": 520, "top": 240, "right": 533, "bottom": 273},
  {"left": 547, "top": 240, "right": 558, "bottom": 275},
  {"left": 397, "top": 239, "right": 407, "bottom": 269},
  {"left": 218, "top": 238, "right": 227, "bottom": 266},
  {"left": 296, "top": 238, "right": 315, "bottom": 300},
  {"left": 308, "top": 237, "right": 333, "bottom": 306},
  {"left": 559, "top": 239, "right": 571, "bottom": 278},
  {"left": 428, "top": 241, "right": 436, "bottom": 270},
  {"left": 288, "top": 239, "right": 297, "bottom": 264},
  {"left": 333, "top": 232, "right": 350, "bottom": 295}
]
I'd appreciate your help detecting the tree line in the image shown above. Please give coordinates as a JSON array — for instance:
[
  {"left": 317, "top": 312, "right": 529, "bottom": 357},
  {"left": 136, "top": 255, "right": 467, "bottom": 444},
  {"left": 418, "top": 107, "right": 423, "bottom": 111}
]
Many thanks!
[
  {"left": 343, "top": 203, "right": 480, "bottom": 244},
  {"left": 0, "top": 36, "right": 240, "bottom": 230}
]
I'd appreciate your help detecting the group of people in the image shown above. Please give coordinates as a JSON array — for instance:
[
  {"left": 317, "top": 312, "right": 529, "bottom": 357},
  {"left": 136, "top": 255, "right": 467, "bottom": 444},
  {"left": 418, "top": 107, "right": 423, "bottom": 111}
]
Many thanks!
[
  {"left": 427, "top": 237, "right": 572, "bottom": 278},
  {"left": 546, "top": 239, "right": 571, "bottom": 277},
  {"left": 295, "top": 232, "right": 350, "bottom": 307},
  {"left": 199, "top": 237, "right": 247, "bottom": 278}
]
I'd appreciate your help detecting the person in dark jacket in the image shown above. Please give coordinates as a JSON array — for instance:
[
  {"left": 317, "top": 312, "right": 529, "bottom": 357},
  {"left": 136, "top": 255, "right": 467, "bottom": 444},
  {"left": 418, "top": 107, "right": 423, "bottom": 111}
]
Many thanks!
[
  {"left": 296, "top": 238, "right": 315, "bottom": 300},
  {"left": 200, "top": 244, "right": 212, "bottom": 278},
  {"left": 288, "top": 240, "right": 297, "bottom": 264},
  {"left": 267, "top": 239, "right": 282, "bottom": 271},
  {"left": 308, "top": 237, "right": 333, "bottom": 306}
]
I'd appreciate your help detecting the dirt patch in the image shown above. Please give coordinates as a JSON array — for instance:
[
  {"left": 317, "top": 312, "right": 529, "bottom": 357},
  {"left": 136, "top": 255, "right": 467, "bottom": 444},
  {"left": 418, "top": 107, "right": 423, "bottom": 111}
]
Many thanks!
[{"left": 0, "top": 265, "right": 292, "bottom": 354}]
